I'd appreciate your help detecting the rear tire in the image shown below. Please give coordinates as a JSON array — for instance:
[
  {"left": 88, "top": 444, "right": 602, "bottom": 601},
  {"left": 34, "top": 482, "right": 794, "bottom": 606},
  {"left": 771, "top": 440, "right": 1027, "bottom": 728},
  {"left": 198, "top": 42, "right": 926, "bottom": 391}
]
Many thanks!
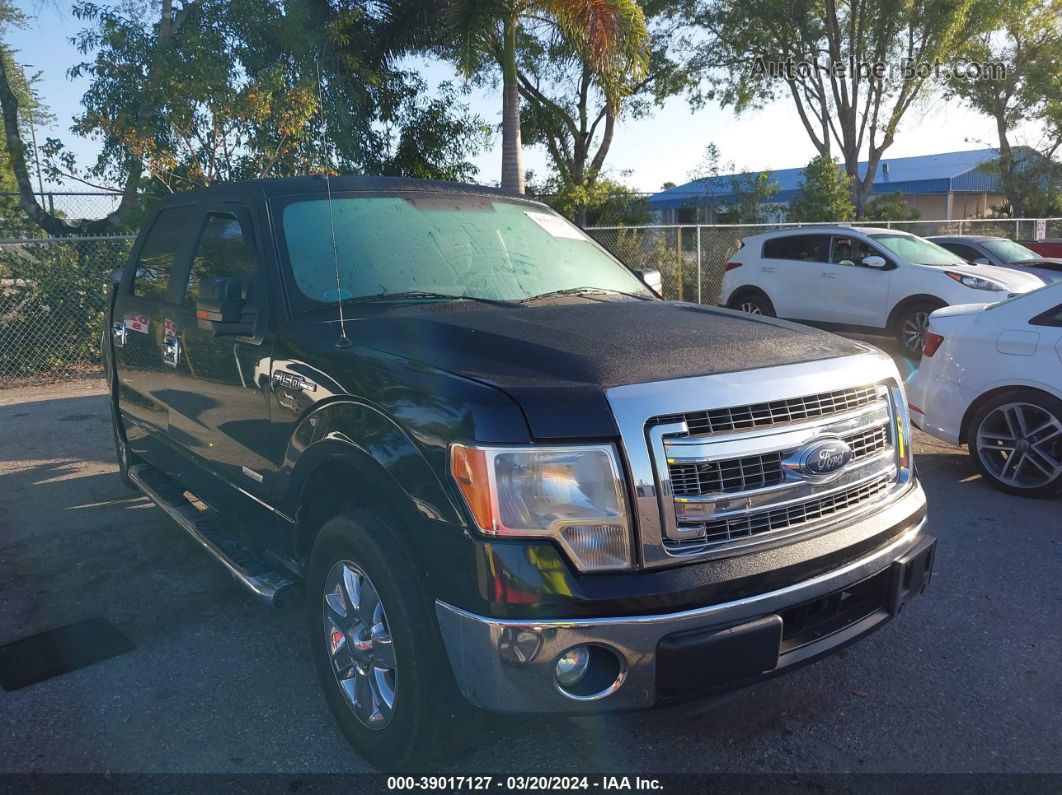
[
  {"left": 306, "top": 508, "right": 468, "bottom": 770},
  {"left": 730, "top": 292, "right": 776, "bottom": 317},
  {"left": 894, "top": 301, "right": 941, "bottom": 358},
  {"left": 966, "top": 390, "right": 1062, "bottom": 497}
]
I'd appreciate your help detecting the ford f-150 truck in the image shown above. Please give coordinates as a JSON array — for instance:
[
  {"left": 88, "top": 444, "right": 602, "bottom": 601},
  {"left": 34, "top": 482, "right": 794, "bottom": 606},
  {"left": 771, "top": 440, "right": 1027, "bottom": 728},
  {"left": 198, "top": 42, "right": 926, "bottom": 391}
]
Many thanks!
[{"left": 103, "top": 176, "right": 935, "bottom": 769}]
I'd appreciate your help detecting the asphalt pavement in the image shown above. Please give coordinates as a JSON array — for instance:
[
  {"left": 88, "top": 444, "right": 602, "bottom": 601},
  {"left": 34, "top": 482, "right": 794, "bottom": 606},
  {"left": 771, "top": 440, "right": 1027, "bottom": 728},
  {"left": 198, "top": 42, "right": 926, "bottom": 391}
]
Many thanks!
[{"left": 0, "top": 378, "right": 1059, "bottom": 774}]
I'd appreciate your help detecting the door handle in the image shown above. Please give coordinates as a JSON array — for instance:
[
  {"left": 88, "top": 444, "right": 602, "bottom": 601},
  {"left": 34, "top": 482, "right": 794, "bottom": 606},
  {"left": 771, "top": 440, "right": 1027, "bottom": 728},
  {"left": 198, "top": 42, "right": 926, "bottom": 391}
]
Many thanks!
[
  {"left": 760, "top": 266, "right": 775, "bottom": 273},
  {"left": 821, "top": 272, "right": 839, "bottom": 279},
  {"left": 162, "top": 335, "right": 180, "bottom": 367},
  {"left": 111, "top": 321, "right": 127, "bottom": 347}
]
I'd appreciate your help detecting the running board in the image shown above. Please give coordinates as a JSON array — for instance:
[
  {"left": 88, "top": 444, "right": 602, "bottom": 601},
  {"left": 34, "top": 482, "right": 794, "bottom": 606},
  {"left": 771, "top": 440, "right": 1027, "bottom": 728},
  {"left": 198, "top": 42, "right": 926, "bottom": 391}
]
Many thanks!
[{"left": 128, "top": 464, "right": 297, "bottom": 607}]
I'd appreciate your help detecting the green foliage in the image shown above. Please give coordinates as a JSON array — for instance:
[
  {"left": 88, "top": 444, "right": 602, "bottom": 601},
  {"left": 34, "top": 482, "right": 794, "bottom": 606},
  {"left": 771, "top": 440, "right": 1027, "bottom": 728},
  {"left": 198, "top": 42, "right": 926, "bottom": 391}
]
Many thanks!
[
  {"left": 0, "top": 238, "right": 131, "bottom": 379},
  {"left": 683, "top": 143, "right": 778, "bottom": 223},
  {"left": 945, "top": 0, "right": 1062, "bottom": 215},
  {"left": 701, "top": 0, "right": 988, "bottom": 212},
  {"left": 863, "top": 192, "right": 921, "bottom": 221},
  {"left": 531, "top": 173, "right": 651, "bottom": 226},
  {"left": 33, "top": 1, "right": 488, "bottom": 201},
  {"left": 787, "top": 155, "right": 854, "bottom": 222}
]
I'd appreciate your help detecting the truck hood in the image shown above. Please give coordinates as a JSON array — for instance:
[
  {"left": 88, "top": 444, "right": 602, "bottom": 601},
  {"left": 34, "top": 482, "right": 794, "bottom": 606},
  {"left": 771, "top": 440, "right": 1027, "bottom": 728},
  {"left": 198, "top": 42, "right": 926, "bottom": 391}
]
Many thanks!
[{"left": 349, "top": 300, "right": 867, "bottom": 438}]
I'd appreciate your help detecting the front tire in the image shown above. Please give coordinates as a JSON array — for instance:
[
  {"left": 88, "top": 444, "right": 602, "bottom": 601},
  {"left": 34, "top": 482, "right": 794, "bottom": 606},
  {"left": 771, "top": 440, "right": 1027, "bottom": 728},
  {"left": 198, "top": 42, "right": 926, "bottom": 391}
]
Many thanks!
[
  {"left": 894, "top": 301, "right": 941, "bottom": 358},
  {"left": 967, "top": 390, "right": 1062, "bottom": 497},
  {"left": 730, "top": 292, "right": 776, "bottom": 317},
  {"left": 306, "top": 508, "right": 465, "bottom": 770}
]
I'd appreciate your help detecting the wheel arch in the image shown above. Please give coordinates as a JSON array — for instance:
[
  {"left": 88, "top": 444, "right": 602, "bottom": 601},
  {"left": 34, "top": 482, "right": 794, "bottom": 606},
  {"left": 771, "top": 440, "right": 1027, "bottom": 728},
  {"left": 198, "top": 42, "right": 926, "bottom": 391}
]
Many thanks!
[
  {"left": 959, "top": 384, "right": 1062, "bottom": 444},
  {"left": 278, "top": 399, "right": 466, "bottom": 566},
  {"left": 727, "top": 285, "right": 773, "bottom": 308},
  {"left": 886, "top": 294, "right": 947, "bottom": 331}
]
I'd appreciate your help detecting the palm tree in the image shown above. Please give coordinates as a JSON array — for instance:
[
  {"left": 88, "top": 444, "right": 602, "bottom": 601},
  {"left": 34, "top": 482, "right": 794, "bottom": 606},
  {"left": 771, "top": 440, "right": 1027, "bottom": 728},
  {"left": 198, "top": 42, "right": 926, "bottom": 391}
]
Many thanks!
[{"left": 447, "top": 0, "right": 647, "bottom": 194}]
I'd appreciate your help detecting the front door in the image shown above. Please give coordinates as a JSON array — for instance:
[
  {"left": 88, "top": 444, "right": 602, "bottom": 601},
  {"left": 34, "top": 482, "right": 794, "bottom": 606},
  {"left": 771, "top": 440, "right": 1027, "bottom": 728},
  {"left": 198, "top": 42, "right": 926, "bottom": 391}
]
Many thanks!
[
  {"left": 162, "top": 204, "right": 277, "bottom": 534},
  {"left": 815, "top": 235, "right": 894, "bottom": 328}
]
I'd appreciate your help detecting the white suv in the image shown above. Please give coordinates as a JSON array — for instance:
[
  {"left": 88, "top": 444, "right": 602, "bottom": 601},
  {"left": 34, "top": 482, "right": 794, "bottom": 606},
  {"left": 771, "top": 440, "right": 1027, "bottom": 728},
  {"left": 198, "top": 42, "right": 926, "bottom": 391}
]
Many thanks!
[{"left": 719, "top": 226, "right": 1044, "bottom": 355}]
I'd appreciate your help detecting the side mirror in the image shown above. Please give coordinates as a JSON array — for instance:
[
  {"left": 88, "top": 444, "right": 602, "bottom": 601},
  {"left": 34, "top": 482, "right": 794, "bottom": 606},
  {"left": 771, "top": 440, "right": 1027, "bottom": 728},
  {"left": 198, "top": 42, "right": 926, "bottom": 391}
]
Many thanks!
[
  {"left": 638, "top": 268, "right": 663, "bottom": 296},
  {"left": 196, "top": 276, "right": 252, "bottom": 336},
  {"left": 862, "top": 255, "right": 887, "bottom": 269},
  {"left": 972, "top": 257, "right": 990, "bottom": 266}
]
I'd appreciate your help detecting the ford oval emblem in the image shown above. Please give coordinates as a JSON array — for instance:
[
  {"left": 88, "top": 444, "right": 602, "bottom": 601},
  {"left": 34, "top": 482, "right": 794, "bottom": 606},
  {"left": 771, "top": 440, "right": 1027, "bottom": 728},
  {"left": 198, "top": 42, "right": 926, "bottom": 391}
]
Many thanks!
[{"left": 798, "top": 439, "right": 853, "bottom": 478}]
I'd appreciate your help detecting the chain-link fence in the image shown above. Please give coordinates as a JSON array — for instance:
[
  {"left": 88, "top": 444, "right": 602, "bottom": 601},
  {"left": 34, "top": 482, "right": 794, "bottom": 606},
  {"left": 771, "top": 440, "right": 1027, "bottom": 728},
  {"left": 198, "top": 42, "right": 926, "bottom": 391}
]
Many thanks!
[
  {"left": 0, "top": 235, "right": 134, "bottom": 386},
  {"left": 1, "top": 216, "right": 1061, "bottom": 387},
  {"left": 586, "top": 218, "right": 1062, "bottom": 303},
  {"left": 0, "top": 191, "right": 127, "bottom": 223}
]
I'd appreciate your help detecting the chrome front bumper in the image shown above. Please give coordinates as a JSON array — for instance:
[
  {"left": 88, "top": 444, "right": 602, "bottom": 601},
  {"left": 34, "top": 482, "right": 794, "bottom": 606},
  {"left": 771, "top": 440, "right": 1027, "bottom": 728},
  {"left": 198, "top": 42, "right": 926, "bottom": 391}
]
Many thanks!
[{"left": 436, "top": 486, "right": 932, "bottom": 713}]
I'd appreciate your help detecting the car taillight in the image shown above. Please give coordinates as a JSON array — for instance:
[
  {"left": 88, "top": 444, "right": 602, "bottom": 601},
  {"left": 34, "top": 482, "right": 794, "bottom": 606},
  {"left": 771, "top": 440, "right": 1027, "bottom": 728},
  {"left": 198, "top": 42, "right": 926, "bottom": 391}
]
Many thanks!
[
  {"left": 923, "top": 331, "right": 944, "bottom": 357},
  {"left": 725, "top": 261, "right": 742, "bottom": 271}
]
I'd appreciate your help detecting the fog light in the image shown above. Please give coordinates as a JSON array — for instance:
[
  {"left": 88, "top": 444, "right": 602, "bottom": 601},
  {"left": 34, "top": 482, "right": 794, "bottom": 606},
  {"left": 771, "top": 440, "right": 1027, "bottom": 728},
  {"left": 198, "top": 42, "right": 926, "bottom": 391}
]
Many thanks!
[{"left": 555, "top": 645, "right": 591, "bottom": 687}]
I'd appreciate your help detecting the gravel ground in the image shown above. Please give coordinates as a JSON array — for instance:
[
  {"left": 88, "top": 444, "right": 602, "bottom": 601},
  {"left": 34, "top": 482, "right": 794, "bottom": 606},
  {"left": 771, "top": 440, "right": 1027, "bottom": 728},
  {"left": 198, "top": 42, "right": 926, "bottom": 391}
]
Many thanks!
[{"left": 0, "top": 378, "right": 1059, "bottom": 775}]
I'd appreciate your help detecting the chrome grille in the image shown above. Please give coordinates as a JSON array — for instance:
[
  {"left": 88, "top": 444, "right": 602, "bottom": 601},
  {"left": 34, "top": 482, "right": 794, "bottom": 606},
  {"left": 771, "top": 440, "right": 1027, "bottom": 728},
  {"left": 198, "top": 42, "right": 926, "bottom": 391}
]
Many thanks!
[
  {"left": 657, "top": 384, "right": 880, "bottom": 437},
  {"left": 669, "top": 474, "right": 894, "bottom": 551},
  {"left": 669, "top": 423, "right": 891, "bottom": 498}
]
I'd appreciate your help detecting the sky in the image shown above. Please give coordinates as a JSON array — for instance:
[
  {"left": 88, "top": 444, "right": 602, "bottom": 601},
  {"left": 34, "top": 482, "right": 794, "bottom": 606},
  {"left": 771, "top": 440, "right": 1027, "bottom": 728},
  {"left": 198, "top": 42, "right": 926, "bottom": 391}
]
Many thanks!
[{"left": 3, "top": 2, "right": 1040, "bottom": 194}]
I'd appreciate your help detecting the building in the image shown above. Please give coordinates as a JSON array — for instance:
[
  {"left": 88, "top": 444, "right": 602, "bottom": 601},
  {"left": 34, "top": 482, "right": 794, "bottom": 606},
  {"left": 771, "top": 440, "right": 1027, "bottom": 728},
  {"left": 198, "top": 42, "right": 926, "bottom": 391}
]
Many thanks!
[{"left": 650, "top": 147, "right": 1021, "bottom": 223}]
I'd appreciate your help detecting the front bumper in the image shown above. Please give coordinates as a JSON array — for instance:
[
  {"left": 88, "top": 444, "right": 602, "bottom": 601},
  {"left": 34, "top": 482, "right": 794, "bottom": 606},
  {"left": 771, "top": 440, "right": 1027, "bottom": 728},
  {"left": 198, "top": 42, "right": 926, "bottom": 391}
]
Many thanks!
[{"left": 436, "top": 521, "right": 935, "bottom": 713}]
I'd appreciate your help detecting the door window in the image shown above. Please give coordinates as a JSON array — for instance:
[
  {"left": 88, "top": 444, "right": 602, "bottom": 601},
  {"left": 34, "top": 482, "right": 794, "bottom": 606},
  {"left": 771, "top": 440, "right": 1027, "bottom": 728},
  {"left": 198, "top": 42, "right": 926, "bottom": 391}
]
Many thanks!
[
  {"left": 938, "top": 242, "right": 982, "bottom": 262},
  {"left": 829, "top": 236, "right": 877, "bottom": 266},
  {"left": 762, "top": 234, "right": 829, "bottom": 262},
  {"left": 131, "top": 205, "right": 197, "bottom": 301},
  {"left": 183, "top": 213, "right": 256, "bottom": 307}
]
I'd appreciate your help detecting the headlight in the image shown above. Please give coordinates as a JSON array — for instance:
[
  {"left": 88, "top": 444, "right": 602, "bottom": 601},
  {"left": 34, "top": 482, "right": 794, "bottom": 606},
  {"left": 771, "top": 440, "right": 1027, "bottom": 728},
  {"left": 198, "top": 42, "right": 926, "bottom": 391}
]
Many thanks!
[
  {"left": 450, "top": 444, "right": 632, "bottom": 572},
  {"left": 945, "top": 271, "right": 1005, "bottom": 291}
]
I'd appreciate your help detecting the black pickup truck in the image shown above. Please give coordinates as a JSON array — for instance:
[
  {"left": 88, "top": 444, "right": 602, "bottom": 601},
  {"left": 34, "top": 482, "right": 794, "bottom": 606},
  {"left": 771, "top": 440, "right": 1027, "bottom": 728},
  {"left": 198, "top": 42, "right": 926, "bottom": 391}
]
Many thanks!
[{"left": 103, "top": 176, "right": 935, "bottom": 769}]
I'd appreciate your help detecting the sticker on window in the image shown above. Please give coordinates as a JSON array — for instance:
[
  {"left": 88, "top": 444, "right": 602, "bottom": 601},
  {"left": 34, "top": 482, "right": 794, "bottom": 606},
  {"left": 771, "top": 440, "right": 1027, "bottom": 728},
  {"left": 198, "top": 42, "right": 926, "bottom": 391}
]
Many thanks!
[
  {"left": 525, "top": 211, "right": 586, "bottom": 240},
  {"left": 124, "top": 313, "right": 150, "bottom": 333}
]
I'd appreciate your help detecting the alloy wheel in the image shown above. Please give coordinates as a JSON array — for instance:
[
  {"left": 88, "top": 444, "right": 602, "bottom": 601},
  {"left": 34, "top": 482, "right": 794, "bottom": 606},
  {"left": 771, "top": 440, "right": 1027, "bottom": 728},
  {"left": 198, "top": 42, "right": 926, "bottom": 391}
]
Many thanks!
[
  {"left": 901, "top": 311, "right": 930, "bottom": 354},
  {"left": 976, "top": 402, "right": 1062, "bottom": 489},
  {"left": 322, "top": 561, "right": 397, "bottom": 730},
  {"left": 738, "top": 301, "right": 762, "bottom": 315}
]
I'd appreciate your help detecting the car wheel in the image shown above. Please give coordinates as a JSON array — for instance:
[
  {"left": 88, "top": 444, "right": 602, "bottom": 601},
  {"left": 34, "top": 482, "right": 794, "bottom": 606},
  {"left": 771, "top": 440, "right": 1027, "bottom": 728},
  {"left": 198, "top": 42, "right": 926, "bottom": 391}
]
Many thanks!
[
  {"left": 967, "top": 390, "right": 1062, "bottom": 497},
  {"left": 110, "top": 402, "right": 137, "bottom": 490},
  {"left": 306, "top": 508, "right": 468, "bottom": 770},
  {"left": 895, "top": 302, "right": 940, "bottom": 357},
  {"left": 732, "top": 293, "right": 775, "bottom": 317}
]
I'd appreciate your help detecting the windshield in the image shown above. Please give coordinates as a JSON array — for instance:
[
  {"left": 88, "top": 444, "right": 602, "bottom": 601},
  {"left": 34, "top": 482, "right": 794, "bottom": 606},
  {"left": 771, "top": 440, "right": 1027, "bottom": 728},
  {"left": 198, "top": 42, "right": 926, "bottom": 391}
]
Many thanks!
[
  {"left": 870, "top": 233, "right": 966, "bottom": 266},
  {"left": 277, "top": 194, "right": 650, "bottom": 308},
  {"left": 981, "top": 239, "right": 1041, "bottom": 264}
]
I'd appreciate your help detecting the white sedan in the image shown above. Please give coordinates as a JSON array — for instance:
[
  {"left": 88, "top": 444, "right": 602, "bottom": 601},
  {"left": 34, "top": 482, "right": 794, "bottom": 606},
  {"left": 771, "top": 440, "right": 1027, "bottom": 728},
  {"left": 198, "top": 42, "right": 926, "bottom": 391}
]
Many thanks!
[{"left": 905, "top": 283, "right": 1062, "bottom": 496}]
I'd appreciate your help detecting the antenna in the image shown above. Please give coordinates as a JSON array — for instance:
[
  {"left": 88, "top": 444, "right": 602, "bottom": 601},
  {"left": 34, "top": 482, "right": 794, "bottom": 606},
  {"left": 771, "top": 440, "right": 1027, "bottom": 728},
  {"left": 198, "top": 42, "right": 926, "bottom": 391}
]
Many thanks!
[
  {"left": 325, "top": 173, "right": 350, "bottom": 348},
  {"left": 316, "top": 53, "right": 350, "bottom": 348}
]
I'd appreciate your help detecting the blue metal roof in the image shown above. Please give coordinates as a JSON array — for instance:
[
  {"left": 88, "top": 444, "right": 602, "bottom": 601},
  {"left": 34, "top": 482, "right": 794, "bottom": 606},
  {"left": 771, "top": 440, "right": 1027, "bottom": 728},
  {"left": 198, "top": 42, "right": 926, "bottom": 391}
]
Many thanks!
[{"left": 651, "top": 147, "right": 1010, "bottom": 210}]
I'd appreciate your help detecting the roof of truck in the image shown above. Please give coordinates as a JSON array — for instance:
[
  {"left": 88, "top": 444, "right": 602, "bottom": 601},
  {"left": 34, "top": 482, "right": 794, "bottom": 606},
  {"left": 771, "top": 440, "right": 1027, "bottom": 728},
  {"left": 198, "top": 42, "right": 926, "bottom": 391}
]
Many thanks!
[{"left": 155, "top": 175, "right": 531, "bottom": 203}]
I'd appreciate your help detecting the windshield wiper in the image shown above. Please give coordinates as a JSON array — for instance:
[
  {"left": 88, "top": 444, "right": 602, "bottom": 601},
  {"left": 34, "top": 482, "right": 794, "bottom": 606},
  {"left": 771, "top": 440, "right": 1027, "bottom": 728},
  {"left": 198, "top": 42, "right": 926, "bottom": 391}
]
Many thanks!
[
  {"left": 306, "top": 291, "right": 520, "bottom": 312},
  {"left": 521, "top": 286, "right": 652, "bottom": 304}
]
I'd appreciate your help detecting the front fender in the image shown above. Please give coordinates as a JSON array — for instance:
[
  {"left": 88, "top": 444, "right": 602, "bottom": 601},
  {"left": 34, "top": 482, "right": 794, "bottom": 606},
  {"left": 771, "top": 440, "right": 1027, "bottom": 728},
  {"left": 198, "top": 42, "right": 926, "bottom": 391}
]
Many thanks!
[{"left": 275, "top": 398, "right": 464, "bottom": 528}]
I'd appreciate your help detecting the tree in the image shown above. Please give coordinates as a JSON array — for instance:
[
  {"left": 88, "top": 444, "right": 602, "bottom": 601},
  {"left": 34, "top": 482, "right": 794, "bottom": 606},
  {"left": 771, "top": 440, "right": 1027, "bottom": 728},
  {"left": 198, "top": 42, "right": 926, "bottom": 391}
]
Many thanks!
[
  {"left": 515, "top": 0, "right": 699, "bottom": 221},
  {"left": 0, "top": 0, "right": 490, "bottom": 235},
  {"left": 529, "top": 171, "right": 651, "bottom": 225},
  {"left": 702, "top": 0, "right": 985, "bottom": 215},
  {"left": 945, "top": 0, "right": 1062, "bottom": 216},
  {"left": 445, "top": 0, "right": 649, "bottom": 194},
  {"left": 787, "top": 154, "right": 854, "bottom": 222},
  {"left": 684, "top": 142, "right": 779, "bottom": 222},
  {"left": 863, "top": 191, "right": 920, "bottom": 220}
]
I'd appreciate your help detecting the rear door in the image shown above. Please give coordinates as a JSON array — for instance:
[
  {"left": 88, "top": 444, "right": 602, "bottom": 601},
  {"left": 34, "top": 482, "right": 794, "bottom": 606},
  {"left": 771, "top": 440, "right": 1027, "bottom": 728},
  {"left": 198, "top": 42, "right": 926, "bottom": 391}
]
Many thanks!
[
  {"left": 112, "top": 203, "right": 198, "bottom": 471},
  {"left": 815, "top": 235, "right": 894, "bottom": 328},
  {"left": 759, "top": 233, "right": 830, "bottom": 320},
  {"left": 162, "top": 202, "right": 277, "bottom": 532}
]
